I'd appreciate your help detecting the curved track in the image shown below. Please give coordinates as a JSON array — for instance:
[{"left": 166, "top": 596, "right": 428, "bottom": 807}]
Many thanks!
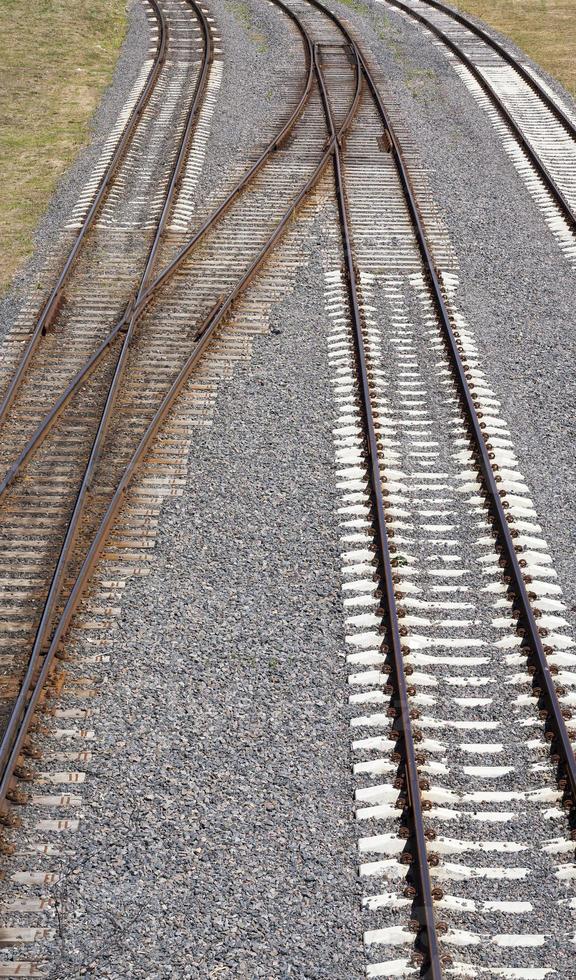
[
  {"left": 0, "top": 0, "right": 214, "bottom": 482},
  {"left": 0, "top": 0, "right": 214, "bottom": 807},
  {"left": 383, "top": 0, "right": 576, "bottom": 249},
  {"left": 408, "top": 0, "right": 576, "bottom": 137}
]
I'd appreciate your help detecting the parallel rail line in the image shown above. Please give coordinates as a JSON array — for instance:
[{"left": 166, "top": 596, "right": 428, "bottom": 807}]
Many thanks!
[
  {"left": 357, "top": 0, "right": 576, "bottom": 801},
  {"left": 0, "top": 0, "right": 213, "bottom": 487},
  {"left": 301, "top": 0, "right": 576, "bottom": 972},
  {"left": 383, "top": 0, "right": 576, "bottom": 234},
  {"left": 0, "top": 0, "right": 215, "bottom": 801},
  {"left": 413, "top": 0, "right": 576, "bottom": 139},
  {"left": 0, "top": 0, "right": 315, "bottom": 500},
  {"left": 0, "top": 0, "right": 215, "bottom": 802},
  {"left": 313, "top": 32, "right": 443, "bottom": 977}
]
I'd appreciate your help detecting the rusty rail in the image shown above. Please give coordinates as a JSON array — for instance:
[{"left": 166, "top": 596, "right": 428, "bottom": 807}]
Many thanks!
[
  {"left": 417, "top": 0, "right": 576, "bottom": 141},
  {"left": 357, "top": 0, "right": 576, "bottom": 811},
  {"left": 0, "top": 0, "right": 213, "bottom": 789},
  {"left": 313, "top": 35, "right": 443, "bottom": 978},
  {"left": 3, "top": 5, "right": 572, "bottom": 973},
  {"left": 302, "top": 0, "right": 576, "bottom": 968},
  {"left": 316, "top": 0, "right": 576, "bottom": 828},
  {"left": 385, "top": 0, "right": 576, "bottom": 231}
]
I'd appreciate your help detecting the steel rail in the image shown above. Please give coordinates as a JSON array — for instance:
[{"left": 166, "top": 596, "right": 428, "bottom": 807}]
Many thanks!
[
  {"left": 0, "top": 43, "right": 360, "bottom": 812},
  {"left": 0, "top": 323, "right": 126, "bottom": 496},
  {"left": 0, "top": 0, "right": 168, "bottom": 427},
  {"left": 312, "top": 39, "right": 442, "bottom": 979},
  {"left": 0, "top": 0, "right": 315, "bottom": 496},
  {"left": 119, "top": 0, "right": 317, "bottom": 308},
  {"left": 0, "top": 0, "right": 213, "bottom": 784},
  {"left": 311, "top": 0, "right": 576, "bottom": 806},
  {"left": 133, "top": 1, "right": 213, "bottom": 299},
  {"left": 384, "top": 0, "right": 576, "bottom": 232},
  {"left": 416, "top": 0, "right": 576, "bottom": 141}
]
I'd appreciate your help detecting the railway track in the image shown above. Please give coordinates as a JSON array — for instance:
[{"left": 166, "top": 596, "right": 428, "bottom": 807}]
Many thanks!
[
  {"left": 315, "top": 2, "right": 576, "bottom": 975},
  {"left": 0, "top": 0, "right": 167, "bottom": 428},
  {"left": 380, "top": 0, "right": 576, "bottom": 262},
  {"left": 0, "top": 0, "right": 574, "bottom": 975},
  {"left": 0, "top": 0, "right": 214, "bottom": 722}
]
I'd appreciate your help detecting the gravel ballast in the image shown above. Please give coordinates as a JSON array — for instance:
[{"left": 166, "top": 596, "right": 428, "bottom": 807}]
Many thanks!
[{"left": 44, "top": 218, "right": 365, "bottom": 980}]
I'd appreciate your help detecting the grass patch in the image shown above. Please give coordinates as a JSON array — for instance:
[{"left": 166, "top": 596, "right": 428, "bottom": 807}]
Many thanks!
[
  {"left": 0, "top": 0, "right": 127, "bottom": 294},
  {"left": 454, "top": 0, "right": 576, "bottom": 98}
]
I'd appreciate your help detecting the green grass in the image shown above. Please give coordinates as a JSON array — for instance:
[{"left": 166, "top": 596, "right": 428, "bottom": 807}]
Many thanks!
[
  {"left": 0, "top": 0, "right": 127, "bottom": 294},
  {"left": 455, "top": 0, "right": 576, "bottom": 98}
]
